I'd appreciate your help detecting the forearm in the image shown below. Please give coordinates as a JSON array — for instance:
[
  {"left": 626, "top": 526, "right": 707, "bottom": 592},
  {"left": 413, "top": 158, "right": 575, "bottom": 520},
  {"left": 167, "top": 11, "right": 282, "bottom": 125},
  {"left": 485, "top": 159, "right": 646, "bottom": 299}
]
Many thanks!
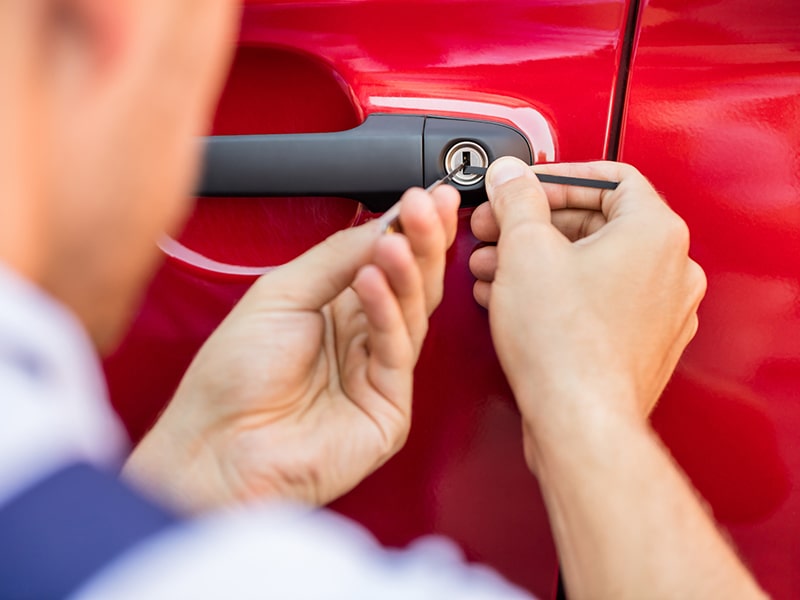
[{"left": 528, "top": 398, "right": 766, "bottom": 600}]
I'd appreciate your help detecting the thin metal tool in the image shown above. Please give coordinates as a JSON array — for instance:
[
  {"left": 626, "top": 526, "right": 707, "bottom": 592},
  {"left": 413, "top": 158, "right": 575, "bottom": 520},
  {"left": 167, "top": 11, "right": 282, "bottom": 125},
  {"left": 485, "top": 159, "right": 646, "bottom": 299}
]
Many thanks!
[
  {"left": 382, "top": 160, "right": 468, "bottom": 234},
  {"left": 463, "top": 166, "right": 619, "bottom": 190},
  {"left": 381, "top": 161, "right": 619, "bottom": 234},
  {"left": 426, "top": 159, "right": 470, "bottom": 193}
]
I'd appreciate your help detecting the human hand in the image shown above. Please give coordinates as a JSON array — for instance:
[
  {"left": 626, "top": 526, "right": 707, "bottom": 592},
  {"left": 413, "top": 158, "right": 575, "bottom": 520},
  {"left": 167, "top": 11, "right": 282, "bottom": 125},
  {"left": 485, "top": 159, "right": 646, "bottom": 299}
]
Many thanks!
[
  {"left": 469, "top": 158, "right": 706, "bottom": 464},
  {"left": 124, "top": 186, "right": 459, "bottom": 512}
]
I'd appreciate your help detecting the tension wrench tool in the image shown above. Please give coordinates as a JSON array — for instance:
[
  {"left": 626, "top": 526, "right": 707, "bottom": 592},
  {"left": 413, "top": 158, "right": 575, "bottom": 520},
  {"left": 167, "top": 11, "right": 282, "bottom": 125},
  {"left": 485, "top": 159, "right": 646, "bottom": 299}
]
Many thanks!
[{"left": 381, "top": 160, "right": 468, "bottom": 234}]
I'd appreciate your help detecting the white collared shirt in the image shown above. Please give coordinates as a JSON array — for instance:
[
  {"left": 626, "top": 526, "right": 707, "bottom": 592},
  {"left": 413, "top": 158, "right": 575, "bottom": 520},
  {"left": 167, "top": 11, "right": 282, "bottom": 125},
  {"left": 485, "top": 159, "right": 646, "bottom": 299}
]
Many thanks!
[{"left": 0, "top": 263, "right": 127, "bottom": 505}]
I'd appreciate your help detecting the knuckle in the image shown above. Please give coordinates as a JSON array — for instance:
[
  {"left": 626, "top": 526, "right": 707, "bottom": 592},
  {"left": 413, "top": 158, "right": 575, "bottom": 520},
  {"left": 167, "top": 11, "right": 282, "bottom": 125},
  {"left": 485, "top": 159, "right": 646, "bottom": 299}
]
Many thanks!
[
  {"left": 417, "top": 316, "right": 430, "bottom": 340},
  {"left": 578, "top": 211, "right": 603, "bottom": 240},
  {"left": 687, "top": 314, "right": 700, "bottom": 342},
  {"left": 398, "top": 414, "right": 412, "bottom": 444},
  {"left": 382, "top": 409, "right": 412, "bottom": 456},
  {"left": 688, "top": 260, "right": 708, "bottom": 300},
  {"left": 663, "top": 213, "right": 691, "bottom": 252},
  {"left": 426, "top": 288, "right": 444, "bottom": 314},
  {"left": 614, "top": 161, "right": 642, "bottom": 179},
  {"left": 594, "top": 160, "right": 642, "bottom": 183}
]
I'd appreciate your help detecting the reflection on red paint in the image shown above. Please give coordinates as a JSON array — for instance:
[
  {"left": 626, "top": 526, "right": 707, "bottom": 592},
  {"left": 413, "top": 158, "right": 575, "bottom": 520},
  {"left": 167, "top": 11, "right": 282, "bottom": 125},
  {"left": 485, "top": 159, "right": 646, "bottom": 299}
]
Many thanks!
[
  {"left": 622, "top": 1, "right": 800, "bottom": 596},
  {"left": 653, "top": 366, "right": 790, "bottom": 524},
  {"left": 177, "top": 47, "right": 363, "bottom": 270}
]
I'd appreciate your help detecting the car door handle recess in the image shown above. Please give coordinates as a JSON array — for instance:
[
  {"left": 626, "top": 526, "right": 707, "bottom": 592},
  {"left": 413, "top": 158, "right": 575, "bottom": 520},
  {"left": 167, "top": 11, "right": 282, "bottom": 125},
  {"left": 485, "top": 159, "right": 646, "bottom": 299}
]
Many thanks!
[{"left": 198, "top": 114, "right": 532, "bottom": 212}]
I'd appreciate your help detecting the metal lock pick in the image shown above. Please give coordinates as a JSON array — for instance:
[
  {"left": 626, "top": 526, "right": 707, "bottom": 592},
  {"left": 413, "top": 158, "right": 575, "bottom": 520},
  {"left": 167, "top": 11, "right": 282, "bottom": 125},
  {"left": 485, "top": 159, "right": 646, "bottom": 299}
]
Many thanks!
[{"left": 382, "top": 159, "right": 468, "bottom": 235}]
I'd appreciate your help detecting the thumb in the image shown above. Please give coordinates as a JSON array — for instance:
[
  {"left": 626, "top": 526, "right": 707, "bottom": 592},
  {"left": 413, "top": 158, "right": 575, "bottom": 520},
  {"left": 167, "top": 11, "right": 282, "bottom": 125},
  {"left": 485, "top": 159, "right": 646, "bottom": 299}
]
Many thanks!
[
  {"left": 254, "top": 221, "right": 381, "bottom": 310},
  {"left": 486, "top": 157, "right": 552, "bottom": 234}
]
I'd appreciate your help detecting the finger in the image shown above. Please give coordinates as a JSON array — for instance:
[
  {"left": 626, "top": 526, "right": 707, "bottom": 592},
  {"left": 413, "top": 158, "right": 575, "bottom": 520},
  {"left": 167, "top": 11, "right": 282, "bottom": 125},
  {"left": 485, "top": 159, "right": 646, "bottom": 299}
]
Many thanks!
[
  {"left": 331, "top": 286, "right": 369, "bottom": 377},
  {"left": 486, "top": 157, "right": 554, "bottom": 235},
  {"left": 533, "top": 161, "right": 665, "bottom": 222},
  {"left": 396, "top": 187, "right": 448, "bottom": 314},
  {"left": 473, "top": 280, "right": 491, "bottom": 308},
  {"left": 351, "top": 266, "right": 415, "bottom": 420},
  {"left": 469, "top": 245, "right": 498, "bottom": 283},
  {"left": 550, "top": 208, "right": 608, "bottom": 242},
  {"left": 372, "top": 234, "right": 428, "bottom": 353},
  {"left": 431, "top": 184, "right": 461, "bottom": 249},
  {"left": 470, "top": 201, "right": 500, "bottom": 242},
  {"left": 688, "top": 259, "right": 708, "bottom": 305},
  {"left": 254, "top": 221, "right": 381, "bottom": 311},
  {"left": 352, "top": 265, "right": 414, "bottom": 367},
  {"left": 350, "top": 264, "right": 416, "bottom": 455}
]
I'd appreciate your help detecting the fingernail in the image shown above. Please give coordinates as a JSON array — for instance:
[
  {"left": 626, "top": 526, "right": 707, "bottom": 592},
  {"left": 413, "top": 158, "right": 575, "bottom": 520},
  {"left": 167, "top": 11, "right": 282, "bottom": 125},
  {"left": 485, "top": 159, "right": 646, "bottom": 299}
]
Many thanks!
[{"left": 487, "top": 157, "right": 529, "bottom": 189}]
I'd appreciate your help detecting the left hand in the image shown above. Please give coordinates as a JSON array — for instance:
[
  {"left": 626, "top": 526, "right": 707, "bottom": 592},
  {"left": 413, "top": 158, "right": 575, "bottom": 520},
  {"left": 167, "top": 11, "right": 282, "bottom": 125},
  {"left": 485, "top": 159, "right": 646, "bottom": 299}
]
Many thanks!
[{"left": 124, "top": 186, "right": 459, "bottom": 512}]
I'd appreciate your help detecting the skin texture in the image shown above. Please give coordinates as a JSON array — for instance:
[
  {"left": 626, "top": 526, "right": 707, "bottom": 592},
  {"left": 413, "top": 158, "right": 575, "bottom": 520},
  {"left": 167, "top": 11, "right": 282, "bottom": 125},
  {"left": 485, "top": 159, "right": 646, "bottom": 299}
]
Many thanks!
[
  {"left": 470, "top": 157, "right": 766, "bottom": 599},
  {"left": 124, "top": 187, "right": 460, "bottom": 510},
  {"left": 470, "top": 160, "right": 704, "bottom": 421}
]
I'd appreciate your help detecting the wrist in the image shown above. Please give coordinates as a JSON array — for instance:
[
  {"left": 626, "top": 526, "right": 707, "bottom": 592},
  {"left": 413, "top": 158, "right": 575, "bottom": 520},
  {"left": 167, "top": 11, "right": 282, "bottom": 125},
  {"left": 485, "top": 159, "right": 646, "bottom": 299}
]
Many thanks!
[
  {"left": 516, "top": 382, "right": 646, "bottom": 477},
  {"left": 122, "top": 419, "right": 232, "bottom": 514}
]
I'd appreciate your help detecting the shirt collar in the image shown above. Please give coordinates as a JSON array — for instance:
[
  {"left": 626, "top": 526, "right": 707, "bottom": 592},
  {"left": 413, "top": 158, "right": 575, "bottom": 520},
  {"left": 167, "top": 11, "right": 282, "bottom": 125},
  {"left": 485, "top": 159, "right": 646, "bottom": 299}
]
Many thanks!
[
  {"left": 0, "top": 262, "right": 108, "bottom": 403},
  {"left": 0, "top": 263, "right": 128, "bottom": 507}
]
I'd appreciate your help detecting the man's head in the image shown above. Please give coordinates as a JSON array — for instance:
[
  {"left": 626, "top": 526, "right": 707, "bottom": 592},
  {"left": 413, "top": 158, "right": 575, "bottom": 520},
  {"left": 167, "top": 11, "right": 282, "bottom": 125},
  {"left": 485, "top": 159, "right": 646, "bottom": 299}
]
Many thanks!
[{"left": 0, "top": 0, "right": 238, "bottom": 351}]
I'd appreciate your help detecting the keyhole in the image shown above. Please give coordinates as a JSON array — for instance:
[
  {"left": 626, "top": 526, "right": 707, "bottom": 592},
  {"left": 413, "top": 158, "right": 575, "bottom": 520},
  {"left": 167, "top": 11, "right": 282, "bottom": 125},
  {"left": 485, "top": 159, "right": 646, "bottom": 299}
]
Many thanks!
[{"left": 444, "top": 141, "right": 489, "bottom": 185}]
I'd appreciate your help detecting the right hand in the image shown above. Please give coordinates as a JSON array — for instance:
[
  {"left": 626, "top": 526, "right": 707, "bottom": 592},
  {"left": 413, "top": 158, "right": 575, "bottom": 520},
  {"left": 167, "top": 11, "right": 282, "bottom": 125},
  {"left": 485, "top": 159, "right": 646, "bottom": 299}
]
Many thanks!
[
  {"left": 125, "top": 186, "right": 460, "bottom": 512},
  {"left": 469, "top": 159, "right": 706, "bottom": 458}
]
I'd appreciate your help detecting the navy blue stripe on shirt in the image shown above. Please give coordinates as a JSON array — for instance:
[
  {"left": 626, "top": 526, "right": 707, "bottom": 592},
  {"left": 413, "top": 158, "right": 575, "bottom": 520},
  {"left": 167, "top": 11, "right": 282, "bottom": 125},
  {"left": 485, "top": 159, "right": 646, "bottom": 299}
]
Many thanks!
[{"left": 0, "top": 463, "right": 179, "bottom": 599}]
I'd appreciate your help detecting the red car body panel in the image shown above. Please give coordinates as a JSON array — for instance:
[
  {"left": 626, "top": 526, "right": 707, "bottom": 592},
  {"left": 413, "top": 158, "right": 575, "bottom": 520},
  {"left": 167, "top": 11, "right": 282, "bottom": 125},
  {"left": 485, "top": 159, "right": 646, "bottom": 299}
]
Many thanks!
[
  {"left": 622, "top": 1, "right": 800, "bottom": 597},
  {"left": 104, "top": 0, "right": 799, "bottom": 597}
]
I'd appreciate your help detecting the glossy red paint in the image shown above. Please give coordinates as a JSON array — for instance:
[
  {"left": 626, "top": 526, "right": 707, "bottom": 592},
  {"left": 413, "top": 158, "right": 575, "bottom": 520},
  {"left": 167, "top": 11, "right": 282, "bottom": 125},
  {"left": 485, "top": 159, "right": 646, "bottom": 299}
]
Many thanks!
[
  {"left": 105, "top": 1, "right": 633, "bottom": 598},
  {"left": 621, "top": 1, "right": 800, "bottom": 597}
]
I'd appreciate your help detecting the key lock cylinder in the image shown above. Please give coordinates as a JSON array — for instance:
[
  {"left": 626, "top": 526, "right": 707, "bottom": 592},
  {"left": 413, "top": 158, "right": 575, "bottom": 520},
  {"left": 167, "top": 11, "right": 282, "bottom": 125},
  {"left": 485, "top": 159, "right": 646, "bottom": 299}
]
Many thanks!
[
  {"left": 422, "top": 116, "right": 532, "bottom": 206},
  {"left": 443, "top": 141, "right": 490, "bottom": 185}
]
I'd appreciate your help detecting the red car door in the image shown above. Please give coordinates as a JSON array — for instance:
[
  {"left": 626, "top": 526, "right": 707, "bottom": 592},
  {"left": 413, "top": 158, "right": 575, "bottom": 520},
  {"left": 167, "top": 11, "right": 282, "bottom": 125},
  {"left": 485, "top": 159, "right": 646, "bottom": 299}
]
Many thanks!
[
  {"left": 105, "top": 1, "right": 800, "bottom": 597},
  {"left": 620, "top": 1, "right": 800, "bottom": 597}
]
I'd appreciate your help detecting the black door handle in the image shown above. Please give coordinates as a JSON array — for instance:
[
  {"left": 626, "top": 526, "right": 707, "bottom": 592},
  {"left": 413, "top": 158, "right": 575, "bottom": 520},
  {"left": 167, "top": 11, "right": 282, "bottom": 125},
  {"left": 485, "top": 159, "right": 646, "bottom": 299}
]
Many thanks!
[{"left": 198, "top": 114, "right": 532, "bottom": 212}]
